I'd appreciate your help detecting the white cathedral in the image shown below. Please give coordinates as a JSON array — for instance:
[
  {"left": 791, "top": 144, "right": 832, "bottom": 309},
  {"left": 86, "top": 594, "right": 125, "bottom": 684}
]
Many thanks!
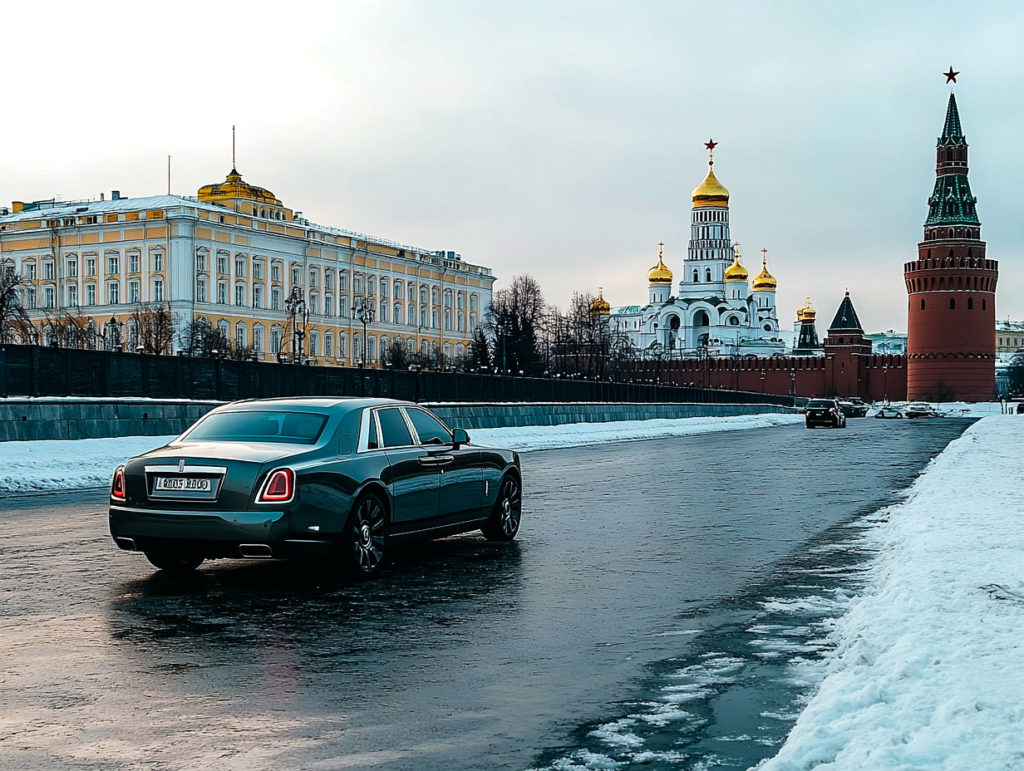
[{"left": 601, "top": 148, "right": 787, "bottom": 357}]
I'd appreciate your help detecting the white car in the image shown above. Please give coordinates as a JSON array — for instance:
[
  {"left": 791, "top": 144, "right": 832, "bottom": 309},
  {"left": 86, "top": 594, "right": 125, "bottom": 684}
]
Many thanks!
[
  {"left": 874, "top": 406, "right": 904, "bottom": 419},
  {"left": 903, "top": 402, "right": 943, "bottom": 419}
]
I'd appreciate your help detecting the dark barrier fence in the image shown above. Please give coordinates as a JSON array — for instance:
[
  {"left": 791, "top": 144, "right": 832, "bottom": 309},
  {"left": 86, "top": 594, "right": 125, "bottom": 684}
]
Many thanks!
[{"left": 0, "top": 345, "right": 796, "bottom": 407}]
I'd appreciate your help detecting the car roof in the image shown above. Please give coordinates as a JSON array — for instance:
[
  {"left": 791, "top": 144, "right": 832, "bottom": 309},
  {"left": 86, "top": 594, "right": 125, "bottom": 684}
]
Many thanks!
[{"left": 217, "top": 397, "right": 413, "bottom": 413}]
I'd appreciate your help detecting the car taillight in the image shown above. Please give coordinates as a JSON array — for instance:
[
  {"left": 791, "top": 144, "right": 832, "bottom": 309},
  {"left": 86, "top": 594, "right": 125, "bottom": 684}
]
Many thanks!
[
  {"left": 257, "top": 468, "right": 295, "bottom": 504},
  {"left": 111, "top": 465, "right": 126, "bottom": 502}
]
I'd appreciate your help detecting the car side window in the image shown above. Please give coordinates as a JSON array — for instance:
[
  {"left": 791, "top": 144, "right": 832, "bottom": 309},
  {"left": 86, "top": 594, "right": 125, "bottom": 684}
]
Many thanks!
[
  {"left": 366, "top": 414, "right": 379, "bottom": 450},
  {"left": 377, "top": 408, "right": 413, "bottom": 448},
  {"left": 406, "top": 409, "right": 451, "bottom": 445}
]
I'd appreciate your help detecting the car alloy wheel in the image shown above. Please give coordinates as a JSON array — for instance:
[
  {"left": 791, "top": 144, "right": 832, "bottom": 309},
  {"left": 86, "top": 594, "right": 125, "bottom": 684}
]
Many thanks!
[
  {"left": 483, "top": 475, "right": 522, "bottom": 541},
  {"left": 347, "top": 492, "right": 388, "bottom": 575}
]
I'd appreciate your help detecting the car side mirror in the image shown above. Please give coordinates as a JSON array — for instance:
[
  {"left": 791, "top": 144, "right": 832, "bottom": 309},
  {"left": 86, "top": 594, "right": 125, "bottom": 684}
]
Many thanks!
[{"left": 452, "top": 428, "right": 470, "bottom": 448}]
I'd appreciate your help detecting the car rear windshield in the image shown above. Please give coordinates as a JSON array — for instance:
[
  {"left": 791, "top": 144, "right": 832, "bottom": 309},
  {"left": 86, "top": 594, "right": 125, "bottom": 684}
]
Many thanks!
[
  {"left": 184, "top": 410, "right": 328, "bottom": 444},
  {"left": 807, "top": 400, "right": 835, "bottom": 408}
]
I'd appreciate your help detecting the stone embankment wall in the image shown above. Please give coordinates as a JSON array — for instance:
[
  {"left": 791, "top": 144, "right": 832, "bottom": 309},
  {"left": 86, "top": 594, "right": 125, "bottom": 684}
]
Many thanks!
[{"left": 0, "top": 398, "right": 799, "bottom": 442}]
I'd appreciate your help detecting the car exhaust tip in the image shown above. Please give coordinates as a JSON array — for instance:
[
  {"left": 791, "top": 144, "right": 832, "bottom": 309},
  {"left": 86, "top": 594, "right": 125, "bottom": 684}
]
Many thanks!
[
  {"left": 239, "top": 543, "right": 274, "bottom": 559},
  {"left": 115, "top": 537, "right": 137, "bottom": 551}
]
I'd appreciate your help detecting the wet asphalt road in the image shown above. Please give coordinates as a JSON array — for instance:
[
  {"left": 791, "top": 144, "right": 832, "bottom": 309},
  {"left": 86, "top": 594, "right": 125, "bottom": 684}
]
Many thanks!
[{"left": 0, "top": 418, "right": 971, "bottom": 770}]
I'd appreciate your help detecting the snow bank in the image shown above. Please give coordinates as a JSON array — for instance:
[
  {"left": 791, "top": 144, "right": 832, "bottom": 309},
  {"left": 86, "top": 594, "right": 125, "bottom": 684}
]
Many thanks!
[
  {"left": 0, "top": 412, "right": 801, "bottom": 493},
  {"left": 760, "top": 415, "right": 1024, "bottom": 770}
]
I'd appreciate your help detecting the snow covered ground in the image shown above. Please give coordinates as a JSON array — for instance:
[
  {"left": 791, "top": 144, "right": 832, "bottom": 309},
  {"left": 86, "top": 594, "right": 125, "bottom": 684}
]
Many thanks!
[
  {"left": 0, "top": 412, "right": 802, "bottom": 493},
  {"left": 760, "top": 415, "right": 1024, "bottom": 769}
]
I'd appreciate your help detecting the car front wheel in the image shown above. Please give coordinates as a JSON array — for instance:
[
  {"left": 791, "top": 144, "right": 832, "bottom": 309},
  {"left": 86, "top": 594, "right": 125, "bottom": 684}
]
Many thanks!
[
  {"left": 144, "top": 551, "right": 204, "bottom": 573},
  {"left": 483, "top": 475, "right": 522, "bottom": 541},
  {"left": 344, "top": 491, "right": 389, "bottom": 577}
]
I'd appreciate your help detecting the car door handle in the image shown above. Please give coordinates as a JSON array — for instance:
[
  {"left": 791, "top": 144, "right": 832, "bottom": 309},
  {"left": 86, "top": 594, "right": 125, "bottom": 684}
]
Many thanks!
[{"left": 418, "top": 455, "right": 454, "bottom": 467}]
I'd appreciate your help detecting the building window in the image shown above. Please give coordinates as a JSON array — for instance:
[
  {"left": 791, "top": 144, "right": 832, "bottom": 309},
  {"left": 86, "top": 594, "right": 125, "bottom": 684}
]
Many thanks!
[
  {"left": 87, "top": 284, "right": 96, "bottom": 306},
  {"left": 217, "top": 254, "right": 228, "bottom": 274},
  {"left": 253, "top": 261, "right": 264, "bottom": 280},
  {"left": 339, "top": 334, "right": 348, "bottom": 359},
  {"left": 235, "top": 257, "right": 246, "bottom": 277},
  {"left": 67, "top": 285, "right": 78, "bottom": 307},
  {"left": 196, "top": 251, "right": 207, "bottom": 272},
  {"left": 66, "top": 258, "right": 78, "bottom": 278},
  {"left": 432, "top": 309, "right": 439, "bottom": 329},
  {"left": 309, "top": 331, "right": 319, "bottom": 357},
  {"left": 921, "top": 299, "right": 926, "bottom": 310},
  {"left": 152, "top": 252, "right": 163, "bottom": 271},
  {"left": 24, "top": 287, "right": 36, "bottom": 309},
  {"left": 340, "top": 297, "right": 349, "bottom": 318},
  {"left": 129, "top": 253, "right": 140, "bottom": 273},
  {"left": 271, "top": 287, "right": 281, "bottom": 310},
  {"left": 218, "top": 282, "right": 227, "bottom": 304},
  {"left": 43, "top": 286, "right": 55, "bottom": 308},
  {"left": 253, "top": 325, "right": 264, "bottom": 352},
  {"left": 128, "top": 280, "right": 141, "bottom": 304},
  {"left": 325, "top": 271, "right": 333, "bottom": 290},
  {"left": 967, "top": 296, "right": 974, "bottom": 310},
  {"left": 253, "top": 285, "right": 264, "bottom": 309},
  {"left": 394, "top": 303, "right": 402, "bottom": 325},
  {"left": 197, "top": 280, "right": 207, "bottom": 303},
  {"left": 235, "top": 284, "right": 246, "bottom": 306},
  {"left": 324, "top": 332, "right": 334, "bottom": 358},
  {"left": 24, "top": 262, "right": 37, "bottom": 280},
  {"left": 108, "top": 255, "right": 119, "bottom": 275},
  {"left": 153, "top": 279, "right": 164, "bottom": 302},
  {"left": 949, "top": 298, "right": 956, "bottom": 310},
  {"left": 108, "top": 282, "right": 120, "bottom": 304},
  {"left": 43, "top": 261, "right": 54, "bottom": 280},
  {"left": 235, "top": 323, "right": 247, "bottom": 350},
  {"left": 324, "top": 295, "right": 334, "bottom": 316},
  {"left": 339, "top": 271, "right": 349, "bottom": 291},
  {"left": 271, "top": 264, "right": 280, "bottom": 282},
  {"left": 395, "top": 280, "right": 403, "bottom": 299},
  {"left": 86, "top": 258, "right": 96, "bottom": 276},
  {"left": 354, "top": 276, "right": 363, "bottom": 294},
  {"left": 292, "top": 266, "right": 301, "bottom": 286},
  {"left": 309, "top": 269, "right": 318, "bottom": 288},
  {"left": 270, "top": 326, "right": 283, "bottom": 354}
]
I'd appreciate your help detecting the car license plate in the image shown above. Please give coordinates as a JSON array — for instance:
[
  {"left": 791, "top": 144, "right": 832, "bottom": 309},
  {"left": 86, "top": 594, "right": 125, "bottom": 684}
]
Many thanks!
[{"left": 154, "top": 476, "right": 211, "bottom": 492}]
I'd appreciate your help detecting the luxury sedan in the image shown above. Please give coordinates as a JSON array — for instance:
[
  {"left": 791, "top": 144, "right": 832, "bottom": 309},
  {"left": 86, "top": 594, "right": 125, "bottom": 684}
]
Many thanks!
[
  {"left": 109, "top": 397, "right": 522, "bottom": 576},
  {"left": 804, "top": 398, "right": 847, "bottom": 429}
]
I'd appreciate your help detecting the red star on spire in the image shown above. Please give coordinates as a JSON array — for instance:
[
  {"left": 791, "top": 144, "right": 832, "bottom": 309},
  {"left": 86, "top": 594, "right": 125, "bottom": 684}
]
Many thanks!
[
  {"left": 704, "top": 138, "right": 718, "bottom": 151},
  {"left": 943, "top": 67, "right": 959, "bottom": 84}
]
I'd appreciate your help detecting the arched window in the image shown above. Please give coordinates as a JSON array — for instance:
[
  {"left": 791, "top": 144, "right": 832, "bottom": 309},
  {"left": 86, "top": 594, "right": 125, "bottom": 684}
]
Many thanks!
[
  {"left": 921, "top": 299, "right": 926, "bottom": 310},
  {"left": 949, "top": 298, "right": 956, "bottom": 310},
  {"left": 982, "top": 299, "right": 987, "bottom": 310},
  {"left": 967, "top": 297, "right": 974, "bottom": 310},
  {"left": 394, "top": 303, "right": 402, "bottom": 324},
  {"left": 693, "top": 269, "right": 699, "bottom": 283},
  {"left": 705, "top": 268, "right": 712, "bottom": 282}
]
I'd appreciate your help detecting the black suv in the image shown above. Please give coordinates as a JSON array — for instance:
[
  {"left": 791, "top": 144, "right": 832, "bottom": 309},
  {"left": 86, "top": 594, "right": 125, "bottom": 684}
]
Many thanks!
[
  {"left": 805, "top": 398, "right": 847, "bottom": 429},
  {"left": 838, "top": 397, "right": 869, "bottom": 418}
]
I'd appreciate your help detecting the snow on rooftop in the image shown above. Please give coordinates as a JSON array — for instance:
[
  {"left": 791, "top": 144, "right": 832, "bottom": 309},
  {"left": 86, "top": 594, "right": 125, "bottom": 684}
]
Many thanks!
[{"left": 759, "top": 415, "right": 1024, "bottom": 769}]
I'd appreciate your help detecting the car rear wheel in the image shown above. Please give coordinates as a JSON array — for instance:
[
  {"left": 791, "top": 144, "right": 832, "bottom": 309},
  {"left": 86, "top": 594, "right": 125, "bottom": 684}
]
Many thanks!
[
  {"left": 144, "top": 551, "right": 204, "bottom": 573},
  {"left": 483, "top": 474, "right": 522, "bottom": 541},
  {"left": 344, "top": 491, "right": 389, "bottom": 577}
]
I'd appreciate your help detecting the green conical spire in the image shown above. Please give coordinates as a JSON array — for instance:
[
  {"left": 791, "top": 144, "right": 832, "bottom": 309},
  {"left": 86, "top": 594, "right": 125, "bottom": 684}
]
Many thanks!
[
  {"left": 828, "top": 292, "right": 863, "bottom": 332},
  {"left": 940, "top": 93, "right": 964, "bottom": 144}
]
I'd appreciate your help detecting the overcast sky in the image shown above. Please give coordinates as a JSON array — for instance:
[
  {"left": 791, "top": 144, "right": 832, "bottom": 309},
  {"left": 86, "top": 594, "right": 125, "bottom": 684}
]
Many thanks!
[{"left": 2, "top": 0, "right": 1022, "bottom": 331}]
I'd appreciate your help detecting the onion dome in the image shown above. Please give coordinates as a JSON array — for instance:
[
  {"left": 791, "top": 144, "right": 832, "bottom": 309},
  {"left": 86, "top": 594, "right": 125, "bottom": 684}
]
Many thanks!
[
  {"left": 648, "top": 244, "right": 673, "bottom": 284},
  {"left": 589, "top": 288, "right": 611, "bottom": 315},
  {"left": 752, "top": 253, "right": 777, "bottom": 291},
  {"left": 691, "top": 161, "right": 730, "bottom": 208},
  {"left": 198, "top": 168, "right": 282, "bottom": 205},
  {"left": 797, "top": 296, "right": 816, "bottom": 321},
  {"left": 724, "top": 253, "right": 748, "bottom": 282}
]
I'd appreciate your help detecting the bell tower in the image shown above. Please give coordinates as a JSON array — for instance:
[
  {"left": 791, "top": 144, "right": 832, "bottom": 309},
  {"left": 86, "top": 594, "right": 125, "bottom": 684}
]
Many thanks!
[{"left": 904, "top": 70, "right": 997, "bottom": 401}]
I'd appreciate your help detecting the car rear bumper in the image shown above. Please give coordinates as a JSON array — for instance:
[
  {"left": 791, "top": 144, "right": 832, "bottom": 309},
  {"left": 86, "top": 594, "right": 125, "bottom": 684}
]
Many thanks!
[{"left": 108, "top": 505, "right": 334, "bottom": 559}]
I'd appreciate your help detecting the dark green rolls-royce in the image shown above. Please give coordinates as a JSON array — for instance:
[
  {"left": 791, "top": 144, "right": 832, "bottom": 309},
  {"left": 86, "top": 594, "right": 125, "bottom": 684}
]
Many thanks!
[{"left": 109, "top": 397, "right": 522, "bottom": 576}]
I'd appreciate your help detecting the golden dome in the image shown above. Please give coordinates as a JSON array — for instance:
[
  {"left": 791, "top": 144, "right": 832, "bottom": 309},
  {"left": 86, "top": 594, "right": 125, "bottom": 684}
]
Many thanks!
[
  {"left": 752, "top": 254, "right": 777, "bottom": 291},
  {"left": 691, "top": 161, "right": 730, "bottom": 208},
  {"left": 724, "top": 253, "right": 748, "bottom": 282},
  {"left": 589, "top": 289, "right": 611, "bottom": 315},
  {"left": 198, "top": 168, "right": 282, "bottom": 206},
  {"left": 648, "top": 244, "right": 673, "bottom": 284},
  {"left": 797, "top": 296, "right": 816, "bottom": 321}
]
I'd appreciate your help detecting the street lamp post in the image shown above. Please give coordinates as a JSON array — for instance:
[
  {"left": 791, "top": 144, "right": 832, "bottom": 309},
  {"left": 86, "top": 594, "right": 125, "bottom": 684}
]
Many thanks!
[
  {"left": 285, "top": 288, "right": 308, "bottom": 364},
  {"left": 760, "top": 369, "right": 766, "bottom": 393},
  {"left": 882, "top": 362, "right": 889, "bottom": 404},
  {"left": 789, "top": 370, "right": 796, "bottom": 397},
  {"left": 354, "top": 299, "right": 374, "bottom": 368}
]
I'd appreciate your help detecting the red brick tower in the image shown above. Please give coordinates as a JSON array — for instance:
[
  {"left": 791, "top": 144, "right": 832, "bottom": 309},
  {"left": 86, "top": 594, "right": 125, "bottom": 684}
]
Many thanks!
[{"left": 905, "top": 80, "right": 997, "bottom": 401}]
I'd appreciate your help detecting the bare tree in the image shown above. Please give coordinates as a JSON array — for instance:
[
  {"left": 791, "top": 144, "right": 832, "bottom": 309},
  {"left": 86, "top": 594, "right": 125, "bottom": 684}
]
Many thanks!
[
  {"left": 0, "top": 261, "right": 33, "bottom": 344},
  {"left": 129, "top": 303, "right": 178, "bottom": 354},
  {"left": 485, "top": 274, "right": 546, "bottom": 375},
  {"left": 178, "top": 317, "right": 232, "bottom": 358}
]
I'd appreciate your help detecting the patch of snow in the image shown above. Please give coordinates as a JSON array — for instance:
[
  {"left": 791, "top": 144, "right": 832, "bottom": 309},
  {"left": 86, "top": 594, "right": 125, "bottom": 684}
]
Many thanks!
[
  {"left": 759, "top": 416, "right": 1024, "bottom": 770},
  {"left": 0, "top": 412, "right": 801, "bottom": 494}
]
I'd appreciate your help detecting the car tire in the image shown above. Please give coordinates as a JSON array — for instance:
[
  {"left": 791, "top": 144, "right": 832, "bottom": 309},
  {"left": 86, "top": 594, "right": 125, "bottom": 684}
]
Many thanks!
[
  {"left": 482, "top": 474, "right": 522, "bottom": 542},
  {"left": 896, "top": 412, "right": 903, "bottom": 419},
  {"left": 144, "top": 551, "right": 204, "bottom": 573},
  {"left": 343, "top": 490, "right": 389, "bottom": 577}
]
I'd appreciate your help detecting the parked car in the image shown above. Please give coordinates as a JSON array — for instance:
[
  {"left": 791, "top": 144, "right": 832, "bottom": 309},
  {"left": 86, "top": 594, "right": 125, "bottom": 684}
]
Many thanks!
[
  {"left": 109, "top": 397, "right": 523, "bottom": 576},
  {"left": 903, "top": 402, "right": 943, "bottom": 419},
  {"left": 838, "top": 397, "right": 869, "bottom": 418},
  {"left": 874, "top": 405, "right": 904, "bottom": 419},
  {"left": 805, "top": 398, "right": 847, "bottom": 428}
]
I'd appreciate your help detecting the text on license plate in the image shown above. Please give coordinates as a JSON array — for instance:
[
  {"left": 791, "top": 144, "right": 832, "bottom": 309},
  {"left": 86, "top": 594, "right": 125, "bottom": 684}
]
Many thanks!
[{"left": 154, "top": 476, "right": 211, "bottom": 492}]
